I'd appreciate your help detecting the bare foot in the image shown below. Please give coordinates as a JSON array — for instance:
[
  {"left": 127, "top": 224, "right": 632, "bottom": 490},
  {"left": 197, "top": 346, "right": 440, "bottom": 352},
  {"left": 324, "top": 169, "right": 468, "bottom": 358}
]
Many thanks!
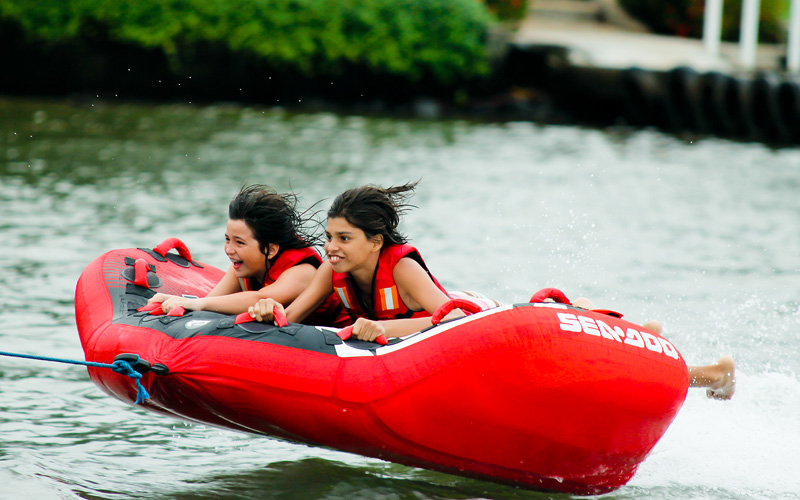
[
  {"left": 572, "top": 297, "right": 596, "bottom": 309},
  {"left": 706, "top": 355, "right": 736, "bottom": 400},
  {"left": 689, "top": 355, "right": 736, "bottom": 400},
  {"left": 623, "top": 320, "right": 736, "bottom": 400},
  {"left": 642, "top": 319, "right": 662, "bottom": 334}
]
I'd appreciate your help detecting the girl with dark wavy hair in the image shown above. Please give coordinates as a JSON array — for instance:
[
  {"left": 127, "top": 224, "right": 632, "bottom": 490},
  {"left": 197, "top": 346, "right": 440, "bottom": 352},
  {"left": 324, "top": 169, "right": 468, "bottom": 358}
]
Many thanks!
[
  {"left": 148, "top": 184, "right": 348, "bottom": 327},
  {"left": 248, "top": 181, "right": 497, "bottom": 340}
]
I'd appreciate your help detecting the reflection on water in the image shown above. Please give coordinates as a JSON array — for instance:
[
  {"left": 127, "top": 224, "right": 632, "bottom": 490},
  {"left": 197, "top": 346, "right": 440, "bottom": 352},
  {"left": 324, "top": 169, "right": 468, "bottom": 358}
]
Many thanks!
[
  {"left": 1, "top": 96, "right": 799, "bottom": 500},
  {"left": 154, "top": 459, "right": 570, "bottom": 500}
]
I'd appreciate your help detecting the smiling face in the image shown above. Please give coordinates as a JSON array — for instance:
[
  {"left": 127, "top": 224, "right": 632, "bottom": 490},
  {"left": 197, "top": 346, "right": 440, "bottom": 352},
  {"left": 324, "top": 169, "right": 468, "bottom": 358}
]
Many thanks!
[
  {"left": 225, "top": 219, "right": 275, "bottom": 280},
  {"left": 325, "top": 216, "right": 382, "bottom": 278}
]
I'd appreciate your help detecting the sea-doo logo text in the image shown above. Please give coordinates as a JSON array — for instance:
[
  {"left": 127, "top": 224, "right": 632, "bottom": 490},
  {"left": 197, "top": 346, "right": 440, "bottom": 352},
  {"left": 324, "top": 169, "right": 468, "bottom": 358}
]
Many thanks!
[{"left": 557, "top": 312, "right": 680, "bottom": 360}]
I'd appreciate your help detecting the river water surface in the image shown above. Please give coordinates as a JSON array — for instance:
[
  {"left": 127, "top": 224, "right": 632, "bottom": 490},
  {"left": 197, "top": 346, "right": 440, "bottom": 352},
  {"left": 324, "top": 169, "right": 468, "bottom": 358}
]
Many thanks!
[{"left": 1, "top": 96, "right": 799, "bottom": 500}]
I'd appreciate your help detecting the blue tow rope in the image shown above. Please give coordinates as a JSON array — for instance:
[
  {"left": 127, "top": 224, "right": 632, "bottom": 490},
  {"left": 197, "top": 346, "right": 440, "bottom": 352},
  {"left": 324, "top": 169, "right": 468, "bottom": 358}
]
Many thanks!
[{"left": 0, "top": 351, "right": 150, "bottom": 404}]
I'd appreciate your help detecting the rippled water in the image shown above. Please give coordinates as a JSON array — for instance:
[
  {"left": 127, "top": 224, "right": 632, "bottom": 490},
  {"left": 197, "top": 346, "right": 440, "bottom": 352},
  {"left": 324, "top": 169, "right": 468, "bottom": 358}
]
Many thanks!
[{"left": 1, "top": 96, "right": 799, "bottom": 500}]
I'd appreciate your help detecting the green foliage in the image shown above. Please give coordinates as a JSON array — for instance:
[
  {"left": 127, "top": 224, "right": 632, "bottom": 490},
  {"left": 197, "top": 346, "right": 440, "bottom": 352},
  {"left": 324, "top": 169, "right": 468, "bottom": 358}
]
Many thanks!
[
  {"left": 0, "top": 0, "right": 494, "bottom": 84},
  {"left": 619, "top": 0, "right": 789, "bottom": 43}
]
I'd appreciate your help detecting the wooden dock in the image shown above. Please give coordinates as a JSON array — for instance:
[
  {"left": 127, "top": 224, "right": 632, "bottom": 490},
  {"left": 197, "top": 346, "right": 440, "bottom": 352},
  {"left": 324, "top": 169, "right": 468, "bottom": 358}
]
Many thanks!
[{"left": 505, "top": 0, "right": 798, "bottom": 145}]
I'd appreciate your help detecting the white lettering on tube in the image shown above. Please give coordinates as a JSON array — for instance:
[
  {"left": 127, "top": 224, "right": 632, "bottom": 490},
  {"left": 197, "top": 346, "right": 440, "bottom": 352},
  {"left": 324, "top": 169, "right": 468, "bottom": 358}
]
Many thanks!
[
  {"left": 641, "top": 331, "right": 663, "bottom": 353},
  {"left": 556, "top": 310, "right": 681, "bottom": 361},
  {"left": 557, "top": 313, "right": 582, "bottom": 332},
  {"left": 578, "top": 316, "right": 601, "bottom": 336},
  {"left": 624, "top": 328, "right": 645, "bottom": 348},
  {"left": 596, "top": 320, "right": 622, "bottom": 342},
  {"left": 659, "top": 338, "right": 680, "bottom": 359}
]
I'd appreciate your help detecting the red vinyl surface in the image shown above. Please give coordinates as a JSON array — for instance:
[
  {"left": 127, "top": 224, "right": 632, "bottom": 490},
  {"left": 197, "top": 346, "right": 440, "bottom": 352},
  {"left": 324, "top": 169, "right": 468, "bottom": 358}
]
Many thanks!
[{"left": 75, "top": 241, "right": 689, "bottom": 495}]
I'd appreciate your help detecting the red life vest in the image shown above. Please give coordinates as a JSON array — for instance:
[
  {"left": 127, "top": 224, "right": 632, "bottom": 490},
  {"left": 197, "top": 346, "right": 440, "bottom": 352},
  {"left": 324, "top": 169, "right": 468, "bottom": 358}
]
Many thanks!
[
  {"left": 240, "top": 247, "right": 351, "bottom": 328},
  {"left": 331, "top": 244, "right": 447, "bottom": 321}
]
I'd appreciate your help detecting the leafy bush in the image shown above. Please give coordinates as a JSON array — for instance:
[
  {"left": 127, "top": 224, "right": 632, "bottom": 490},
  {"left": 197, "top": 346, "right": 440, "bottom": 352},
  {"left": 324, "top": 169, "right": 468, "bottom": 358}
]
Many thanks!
[
  {"left": 0, "top": 0, "right": 494, "bottom": 84},
  {"left": 619, "top": 0, "right": 789, "bottom": 43}
]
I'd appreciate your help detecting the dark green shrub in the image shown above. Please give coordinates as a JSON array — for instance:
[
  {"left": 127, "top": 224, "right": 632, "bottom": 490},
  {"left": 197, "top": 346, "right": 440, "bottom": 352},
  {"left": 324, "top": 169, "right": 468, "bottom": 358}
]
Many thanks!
[
  {"left": 619, "top": 0, "right": 789, "bottom": 43},
  {"left": 0, "top": 0, "right": 494, "bottom": 84}
]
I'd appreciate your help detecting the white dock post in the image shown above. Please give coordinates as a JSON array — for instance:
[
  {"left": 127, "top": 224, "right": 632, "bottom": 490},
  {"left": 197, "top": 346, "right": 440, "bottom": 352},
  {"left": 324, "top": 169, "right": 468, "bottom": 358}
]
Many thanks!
[
  {"left": 740, "top": 0, "right": 762, "bottom": 69},
  {"left": 703, "top": 0, "right": 724, "bottom": 57},
  {"left": 788, "top": 0, "right": 800, "bottom": 72}
]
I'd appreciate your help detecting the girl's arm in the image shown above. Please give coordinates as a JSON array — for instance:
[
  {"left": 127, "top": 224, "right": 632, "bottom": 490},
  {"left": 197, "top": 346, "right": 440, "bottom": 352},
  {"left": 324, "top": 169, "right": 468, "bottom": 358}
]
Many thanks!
[
  {"left": 148, "top": 263, "right": 316, "bottom": 315},
  {"left": 350, "top": 257, "right": 462, "bottom": 341},
  {"left": 147, "top": 266, "right": 240, "bottom": 307},
  {"left": 249, "top": 260, "right": 336, "bottom": 324},
  {"left": 393, "top": 257, "right": 452, "bottom": 314},
  {"left": 205, "top": 266, "right": 246, "bottom": 297}
]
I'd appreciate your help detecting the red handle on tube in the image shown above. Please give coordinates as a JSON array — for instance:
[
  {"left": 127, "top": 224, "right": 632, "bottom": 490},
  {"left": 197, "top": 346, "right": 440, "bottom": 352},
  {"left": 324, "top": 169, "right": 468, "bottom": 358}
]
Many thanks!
[
  {"left": 234, "top": 312, "right": 253, "bottom": 325},
  {"left": 272, "top": 307, "right": 288, "bottom": 327},
  {"left": 529, "top": 288, "right": 572, "bottom": 305},
  {"left": 133, "top": 258, "right": 151, "bottom": 288},
  {"left": 153, "top": 237, "right": 193, "bottom": 263},
  {"left": 167, "top": 306, "right": 186, "bottom": 317},
  {"left": 336, "top": 325, "right": 388, "bottom": 345},
  {"left": 148, "top": 304, "right": 164, "bottom": 315},
  {"left": 234, "top": 305, "right": 288, "bottom": 327},
  {"left": 137, "top": 303, "right": 185, "bottom": 317},
  {"left": 431, "top": 298, "right": 483, "bottom": 325}
]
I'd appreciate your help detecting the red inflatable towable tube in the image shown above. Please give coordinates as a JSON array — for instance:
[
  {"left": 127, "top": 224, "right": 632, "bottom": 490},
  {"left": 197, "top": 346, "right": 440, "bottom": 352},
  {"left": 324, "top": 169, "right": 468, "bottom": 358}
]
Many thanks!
[{"left": 75, "top": 238, "right": 689, "bottom": 495}]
